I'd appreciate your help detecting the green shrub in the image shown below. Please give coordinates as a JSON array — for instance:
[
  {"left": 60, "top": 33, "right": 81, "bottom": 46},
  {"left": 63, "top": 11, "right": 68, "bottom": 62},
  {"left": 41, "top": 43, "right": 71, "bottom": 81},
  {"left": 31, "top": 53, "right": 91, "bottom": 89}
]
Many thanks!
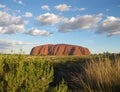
[
  {"left": 0, "top": 55, "right": 54, "bottom": 92},
  {"left": 50, "top": 79, "right": 69, "bottom": 92}
]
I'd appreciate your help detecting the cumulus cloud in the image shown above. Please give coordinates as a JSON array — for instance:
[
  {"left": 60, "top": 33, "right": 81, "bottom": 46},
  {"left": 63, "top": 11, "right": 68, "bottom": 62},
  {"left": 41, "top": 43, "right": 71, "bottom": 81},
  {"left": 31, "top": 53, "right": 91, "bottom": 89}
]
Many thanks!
[
  {"left": 18, "top": 1, "right": 23, "bottom": 5},
  {"left": 79, "top": 8, "right": 86, "bottom": 11},
  {"left": 54, "top": 4, "right": 71, "bottom": 11},
  {"left": 0, "top": 4, "right": 6, "bottom": 8},
  {"left": 58, "top": 14, "right": 102, "bottom": 32},
  {"left": 96, "top": 16, "right": 120, "bottom": 36},
  {"left": 0, "top": 11, "right": 25, "bottom": 34},
  {"left": 41, "top": 5, "right": 50, "bottom": 11},
  {"left": 36, "top": 13, "right": 61, "bottom": 25},
  {"left": 23, "top": 12, "right": 32, "bottom": 17},
  {"left": 26, "top": 28, "right": 52, "bottom": 36},
  {"left": 0, "top": 25, "right": 24, "bottom": 34}
]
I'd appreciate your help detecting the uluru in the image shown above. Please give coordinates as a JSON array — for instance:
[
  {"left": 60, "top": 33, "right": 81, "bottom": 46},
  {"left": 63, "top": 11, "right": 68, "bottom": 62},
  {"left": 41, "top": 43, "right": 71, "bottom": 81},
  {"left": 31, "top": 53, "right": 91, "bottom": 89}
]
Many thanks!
[{"left": 30, "top": 44, "right": 91, "bottom": 56}]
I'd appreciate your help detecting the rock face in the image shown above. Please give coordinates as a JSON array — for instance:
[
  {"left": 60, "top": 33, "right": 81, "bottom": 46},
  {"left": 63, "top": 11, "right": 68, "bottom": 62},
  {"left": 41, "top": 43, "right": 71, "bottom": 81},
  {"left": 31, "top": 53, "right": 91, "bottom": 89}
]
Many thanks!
[{"left": 30, "top": 44, "right": 91, "bottom": 56}]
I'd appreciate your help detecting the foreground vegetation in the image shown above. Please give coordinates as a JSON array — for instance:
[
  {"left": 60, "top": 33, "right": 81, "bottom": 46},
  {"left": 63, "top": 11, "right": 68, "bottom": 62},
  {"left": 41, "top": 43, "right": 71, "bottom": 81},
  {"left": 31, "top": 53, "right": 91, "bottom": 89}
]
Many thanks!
[{"left": 0, "top": 53, "right": 120, "bottom": 92}]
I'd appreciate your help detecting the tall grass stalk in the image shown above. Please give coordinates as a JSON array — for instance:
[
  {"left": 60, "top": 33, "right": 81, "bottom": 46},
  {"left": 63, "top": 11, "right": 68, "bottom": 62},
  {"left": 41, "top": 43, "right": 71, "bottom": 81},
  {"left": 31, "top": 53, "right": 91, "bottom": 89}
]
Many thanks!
[{"left": 72, "top": 58, "right": 120, "bottom": 92}]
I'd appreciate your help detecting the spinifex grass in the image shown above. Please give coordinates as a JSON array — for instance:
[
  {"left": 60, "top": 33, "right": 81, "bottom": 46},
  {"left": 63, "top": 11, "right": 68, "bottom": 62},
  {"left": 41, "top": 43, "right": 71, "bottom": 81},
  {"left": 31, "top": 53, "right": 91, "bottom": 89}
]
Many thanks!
[{"left": 71, "top": 54, "right": 120, "bottom": 92}]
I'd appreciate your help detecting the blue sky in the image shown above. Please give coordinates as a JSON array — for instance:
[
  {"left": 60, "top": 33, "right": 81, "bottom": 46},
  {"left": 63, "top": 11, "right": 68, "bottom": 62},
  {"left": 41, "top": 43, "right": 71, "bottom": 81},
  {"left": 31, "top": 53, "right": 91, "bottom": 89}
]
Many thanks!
[{"left": 0, "top": 0, "right": 120, "bottom": 54}]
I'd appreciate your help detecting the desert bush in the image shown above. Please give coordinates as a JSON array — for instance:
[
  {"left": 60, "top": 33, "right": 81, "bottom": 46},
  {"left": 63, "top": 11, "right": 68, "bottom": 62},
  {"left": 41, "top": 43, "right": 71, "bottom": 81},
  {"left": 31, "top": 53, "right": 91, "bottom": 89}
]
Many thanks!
[
  {"left": 0, "top": 53, "right": 120, "bottom": 92},
  {"left": 50, "top": 79, "right": 70, "bottom": 92},
  {"left": 0, "top": 55, "right": 54, "bottom": 92}
]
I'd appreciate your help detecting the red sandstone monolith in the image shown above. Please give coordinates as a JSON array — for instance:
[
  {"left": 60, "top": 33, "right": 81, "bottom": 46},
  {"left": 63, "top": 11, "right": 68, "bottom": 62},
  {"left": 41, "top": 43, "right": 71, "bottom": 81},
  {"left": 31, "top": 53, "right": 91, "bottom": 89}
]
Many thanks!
[{"left": 30, "top": 44, "right": 91, "bottom": 56}]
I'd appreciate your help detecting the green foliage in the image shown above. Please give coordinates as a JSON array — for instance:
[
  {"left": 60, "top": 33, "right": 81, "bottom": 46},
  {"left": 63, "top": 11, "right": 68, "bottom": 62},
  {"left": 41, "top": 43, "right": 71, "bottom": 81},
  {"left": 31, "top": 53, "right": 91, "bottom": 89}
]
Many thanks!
[
  {"left": 51, "top": 79, "right": 69, "bottom": 92},
  {"left": 0, "top": 53, "right": 120, "bottom": 92},
  {"left": 0, "top": 55, "right": 54, "bottom": 92}
]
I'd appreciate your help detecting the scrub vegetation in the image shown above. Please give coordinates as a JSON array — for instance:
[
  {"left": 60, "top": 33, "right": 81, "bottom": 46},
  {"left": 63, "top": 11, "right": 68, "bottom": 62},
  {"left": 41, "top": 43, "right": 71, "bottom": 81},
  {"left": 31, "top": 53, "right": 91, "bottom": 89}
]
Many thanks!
[{"left": 0, "top": 53, "right": 120, "bottom": 92}]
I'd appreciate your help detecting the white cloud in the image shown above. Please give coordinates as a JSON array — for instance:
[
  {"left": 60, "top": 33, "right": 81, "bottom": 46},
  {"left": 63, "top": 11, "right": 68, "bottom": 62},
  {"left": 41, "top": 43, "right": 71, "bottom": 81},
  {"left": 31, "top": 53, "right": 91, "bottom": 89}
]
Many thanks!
[
  {"left": 97, "top": 13, "right": 103, "bottom": 17},
  {"left": 0, "top": 25, "right": 24, "bottom": 34},
  {"left": 0, "top": 39, "right": 35, "bottom": 53},
  {"left": 26, "top": 28, "right": 52, "bottom": 36},
  {"left": 0, "top": 4, "right": 6, "bottom": 8},
  {"left": 41, "top": 5, "right": 50, "bottom": 11},
  {"left": 79, "top": 8, "right": 86, "bottom": 11},
  {"left": 96, "top": 16, "right": 120, "bottom": 36},
  {"left": 36, "top": 13, "right": 61, "bottom": 25},
  {"left": 71, "top": 7, "right": 87, "bottom": 12},
  {"left": 0, "top": 39, "right": 33, "bottom": 45},
  {"left": 23, "top": 12, "right": 32, "bottom": 17},
  {"left": 18, "top": 0, "right": 24, "bottom": 5},
  {"left": 54, "top": 4, "right": 71, "bottom": 11},
  {"left": 13, "top": 0, "right": 24, "bottom": 5},
  {"left": 0, "top": 11, "right": 25, "bottom": 34},
  {"left": 59, "top": 14, "right": 102, "bottom": 32}
]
